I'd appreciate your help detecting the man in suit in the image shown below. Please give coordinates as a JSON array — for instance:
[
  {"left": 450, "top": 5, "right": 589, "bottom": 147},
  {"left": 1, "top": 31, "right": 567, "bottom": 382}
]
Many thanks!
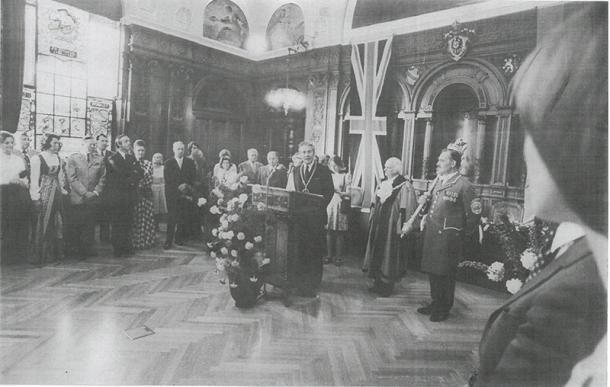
[
  {"left": 417, "top": 148, "right": 478, "bottom": 322},
  {"left": 472, "top": 224, "right": 606, "bottom": 386},
  {"left": 259, "top": 151, "right": 287, "bottom": 188},
  {"left": 164, "top": 141, "right": 196, "bottom": 249},
  {"left": 65, "top": 136, "right": 106, "bottom": 258},
  {"left": 238, "top": 148, "right": 264, "bottom": 185},
  {"left": 105, "top": 135, "right": 139, "bottom": 257},
  {"left": 95, "top": 133, "right": 113, "bottom": 242},
  {"left": 288, "top": 141, "right": 334, "bottom": 297}
]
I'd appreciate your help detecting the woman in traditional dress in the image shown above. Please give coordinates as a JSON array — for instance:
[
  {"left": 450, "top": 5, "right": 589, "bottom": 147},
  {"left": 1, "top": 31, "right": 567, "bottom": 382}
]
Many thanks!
[
  {"left": 0, "top": 131, "right": 31, "bottom": 264},
  {"left": 324, "top": 156, "right": 352, "bottom": 266},
  {"left": 151, "top": 152, "right": 167, "bottom": 231},
  {"left": 362, "top": 157, "right": 417, "bottom": 297},
  {"left": 130, "top": 140, "right": 156, "bottom": 250},
  {"left": 30, "top": 134, "right": 68, "bottom": 264},
  {"left": 212, "top": 149, "right": 236, "bottom": 179}
]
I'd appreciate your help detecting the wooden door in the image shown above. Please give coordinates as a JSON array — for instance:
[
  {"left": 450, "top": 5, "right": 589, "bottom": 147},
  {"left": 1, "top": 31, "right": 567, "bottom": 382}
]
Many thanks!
[{"left": 193, "top": 117, "right": 243, "bottom": 164}]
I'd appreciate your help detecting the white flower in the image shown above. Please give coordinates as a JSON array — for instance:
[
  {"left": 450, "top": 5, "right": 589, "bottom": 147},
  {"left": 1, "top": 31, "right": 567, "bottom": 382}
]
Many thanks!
[
  {"left": 220, "top": 247, "right": 229, "bottom": 255},
  {"left": 221, "top": 220, "right": 229, "bottom": 229},
  {"left": 229, "top": 282, "right": 238, "bottom": 288},
  {"left": 231, "top": 249, "right": 238, "bottom": 258},
  {"left": 231, "top": 260, "right": 240, "bottom": 267},
  {"left": 261, "top": 258, "right": 270, "bottom": 265},
  {"left": 520, "top": 250, "right": 538, "bottom": 271},
  {"left": 239, "top": 193, "right": 248, "bottom": 203},
  {"left": 209, "top": 205, "right": 220, "bottom": 214},
  {"left": 217, "top": 198, "right": 224, "bottom": 206},
  {"left": 237, "top": 232, "right": 246, "bottom": 241},
  {"left": 210, "top": 251, "right": 217, "bottom": 258},
  {"left": 212, "top": 188, "right": 224, "bottom": 198},
  {"left": 211, "top": 228, "right": 218, "bottom": 237},
  {"left": 206, "top": 242, "right": 214, "bottom": 248},
  {"left": 240, "top": 175, "right": 249, "bottom": 183},
  {"left": 249, "top": 275, "right": 258, "bottom": 282},
  {"left": 254, "top": 235, "right": 263, "bottom": 243},
  {"left": 229, "top": 214, "right": 240, "bottom": 222},
  {"left": 506, "top": 278, "right": 523, "bottom": 294},
  {"left": 197, "top": 197, "right": 207, "bottom": 207},
  {"left": 226, "top": 230, "right": 235, "bottom": 239},
  {"left": 486, "top": 261, "right": 505, "bottom": 282},
  {"left": 245, "top": 242, "right": 254, "bottom": 250},
  {"left": 257, "top": 202, "right": 266, "bottom": 211}
]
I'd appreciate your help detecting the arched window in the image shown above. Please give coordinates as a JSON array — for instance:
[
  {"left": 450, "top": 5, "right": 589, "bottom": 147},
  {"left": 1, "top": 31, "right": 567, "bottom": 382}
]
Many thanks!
[
  {"left": 266, "top": 3, "right": 305, "bottom": 51},
  {"left": 203, "top": 0, "right": 249, "bottom": 49}
]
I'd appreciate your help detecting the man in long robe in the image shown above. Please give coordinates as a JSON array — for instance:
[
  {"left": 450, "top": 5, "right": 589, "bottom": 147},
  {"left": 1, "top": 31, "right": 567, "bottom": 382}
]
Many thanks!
[{"left": 363, "top": 157, "right": 418, "bottom": 297}]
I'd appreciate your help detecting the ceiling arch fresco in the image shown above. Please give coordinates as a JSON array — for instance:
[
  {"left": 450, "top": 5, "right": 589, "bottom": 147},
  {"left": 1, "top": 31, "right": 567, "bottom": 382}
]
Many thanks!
[
  {"left": 203, "top": 0, "right": 249, "bottom": 49},
  {"left": 266, "top": 3, "right": 305, "bottom": 51},
  {"left": 121, "top": 0, "right": 543, "bottom": 60}
]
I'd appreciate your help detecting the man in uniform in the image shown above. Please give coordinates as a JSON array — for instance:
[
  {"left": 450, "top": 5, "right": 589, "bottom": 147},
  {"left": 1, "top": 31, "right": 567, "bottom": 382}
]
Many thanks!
[{"left": 417, "top": 147, "right": 478, "bottom": 322}]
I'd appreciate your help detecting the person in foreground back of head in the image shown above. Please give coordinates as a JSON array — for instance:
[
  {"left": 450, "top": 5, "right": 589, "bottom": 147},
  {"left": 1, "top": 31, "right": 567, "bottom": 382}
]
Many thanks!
[{"left": 472, "top": 5, "right": 607, "bottom": 386}]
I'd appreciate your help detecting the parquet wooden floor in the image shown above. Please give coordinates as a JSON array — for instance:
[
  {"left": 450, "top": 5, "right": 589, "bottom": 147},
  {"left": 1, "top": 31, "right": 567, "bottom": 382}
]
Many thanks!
[{"left": 0, "top": 239, "right": 507, "bottom": 386}]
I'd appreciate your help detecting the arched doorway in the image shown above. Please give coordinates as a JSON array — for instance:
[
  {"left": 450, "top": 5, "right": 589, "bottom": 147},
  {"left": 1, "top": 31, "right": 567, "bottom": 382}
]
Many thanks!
[
  {"left": 409, "top": 59, "right": 510, "bottom": 184},
  {"left": 192, "top": 77, "right": 245, "bottom": 164}
]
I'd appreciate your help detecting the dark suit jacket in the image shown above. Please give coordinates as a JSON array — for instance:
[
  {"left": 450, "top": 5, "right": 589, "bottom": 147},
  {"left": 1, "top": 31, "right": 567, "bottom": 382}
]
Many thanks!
[
  {"left": 238, "top": 160, "right": 264, "bottom": 185},
  {"left": 476, "top": 237, "right": 607, "bottom": 387},
  {"left": 105, "top": 151, "right": 139, "bottom": 205},
  {"left": 292, "top": 161, "right": 334, "bottom": 225},
  {"left": 421, "top": 174, "right": 478, "bottom": 275},
  {"left": 260, "top": 164, "right": 288, "bottom": 188},
  {"left": 164, "top": 157, "right": 196, "bottom": 211}
]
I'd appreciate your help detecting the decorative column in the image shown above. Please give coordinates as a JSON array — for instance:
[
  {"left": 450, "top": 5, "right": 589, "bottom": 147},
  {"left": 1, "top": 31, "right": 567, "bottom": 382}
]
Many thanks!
[
  {"left": 474, "top": 115, "right": 487, "bottom": 183},
  {"left": 491, "top": 109, "right": 512, "bottom": 185},
  {"left": 305, "top": 72, "right": 329, "bottom": 155},
  {"left": 398, "top": 110, "right": 416, "bottom": 177},
  {"left": 422, "top": 117, "right": 434, "bottom": 179}
]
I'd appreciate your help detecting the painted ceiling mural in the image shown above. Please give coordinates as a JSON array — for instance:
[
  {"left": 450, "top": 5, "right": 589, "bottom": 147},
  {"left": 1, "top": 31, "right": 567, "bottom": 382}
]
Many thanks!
[
  {"left": 266, "top": 3, "right": 305, "bottom": 51},
  {"left": 203, "top": 0, "right": 249, "bottom": 48}
]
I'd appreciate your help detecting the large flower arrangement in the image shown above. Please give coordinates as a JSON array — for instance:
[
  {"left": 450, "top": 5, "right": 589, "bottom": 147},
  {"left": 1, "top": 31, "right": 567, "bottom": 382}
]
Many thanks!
[
  {"left": 458, "top": 215, "right": 557, "bottom": 294},
  {"left": 207, "top": 185, "right": 271, "bottom": 308}
]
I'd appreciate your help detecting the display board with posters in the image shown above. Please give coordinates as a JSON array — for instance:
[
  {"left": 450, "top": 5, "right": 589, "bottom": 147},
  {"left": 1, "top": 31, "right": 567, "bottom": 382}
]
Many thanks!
[{"left": 86, "top": 97, "right": 113, "bottom": 139}]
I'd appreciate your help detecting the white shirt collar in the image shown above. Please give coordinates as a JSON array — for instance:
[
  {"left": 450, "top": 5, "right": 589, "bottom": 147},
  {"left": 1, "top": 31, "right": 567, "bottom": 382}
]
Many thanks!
[
  {"left": 551, "top": 222, "right": 586, "bottom": 255},
  {"left": 118, "top": 149, "right": 127, "bottom": 158}
]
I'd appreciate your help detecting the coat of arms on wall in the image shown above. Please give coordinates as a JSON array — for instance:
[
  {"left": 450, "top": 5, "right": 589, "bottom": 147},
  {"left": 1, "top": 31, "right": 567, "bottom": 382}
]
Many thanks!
[
  {"left": 443, "top": 21, "right": 476, "bottom": 62},
  {"left": 502, "top": 54, "right": 521, "bottom": 76}
]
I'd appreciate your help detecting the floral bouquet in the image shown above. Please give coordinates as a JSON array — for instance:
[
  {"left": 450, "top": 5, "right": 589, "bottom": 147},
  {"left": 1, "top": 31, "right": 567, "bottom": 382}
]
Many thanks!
[
  {"left": 207, "top": 191, "right": 271, "bottom": 308},
  {"left": 458, "top": 215, "right": 557, "bottom": 294}
]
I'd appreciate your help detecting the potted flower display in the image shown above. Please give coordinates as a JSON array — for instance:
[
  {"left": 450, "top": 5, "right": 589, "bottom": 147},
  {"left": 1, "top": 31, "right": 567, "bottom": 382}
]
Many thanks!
[
  {"left": 458, "top": 215, "right": 557, "bottom": 294},
  {"left": 207, "top": 188, "right": 270, "bottom": 308}
]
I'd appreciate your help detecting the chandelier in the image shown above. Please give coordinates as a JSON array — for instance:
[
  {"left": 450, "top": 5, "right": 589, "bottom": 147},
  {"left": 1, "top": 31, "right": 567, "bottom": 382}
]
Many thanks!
[
  {"left": 265, "top": 43, "right": 308, "bottom": 115},
  {"left": 265, "top": 87, "right": 306, "bottom": 115}
]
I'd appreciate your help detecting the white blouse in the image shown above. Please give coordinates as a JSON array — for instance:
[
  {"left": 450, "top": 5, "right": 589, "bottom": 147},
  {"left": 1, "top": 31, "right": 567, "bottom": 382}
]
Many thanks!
[
  {"left": 30, "top": 151, "right": 66, "bottom": 201},
  {"left": 0, "top": 152, "right": 26, "bottom": 185}
]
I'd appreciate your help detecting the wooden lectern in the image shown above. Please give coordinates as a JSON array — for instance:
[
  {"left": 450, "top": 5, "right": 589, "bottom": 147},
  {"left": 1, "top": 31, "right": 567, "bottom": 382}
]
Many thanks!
[{"left": 251, "top": 185, "right": 326, "bottom": 300}]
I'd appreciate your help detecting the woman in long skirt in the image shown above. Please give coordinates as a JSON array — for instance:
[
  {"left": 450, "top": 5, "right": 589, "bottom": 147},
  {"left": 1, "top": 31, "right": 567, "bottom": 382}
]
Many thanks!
[
  {"left": 30, "top": 134, "right": 68, "bottom": 265},
  {"left": 0, "top": 131, "right": 32, "bottom": 264},
  {"left": 131, "top": 140, "right": 156, "bottom": 250}
]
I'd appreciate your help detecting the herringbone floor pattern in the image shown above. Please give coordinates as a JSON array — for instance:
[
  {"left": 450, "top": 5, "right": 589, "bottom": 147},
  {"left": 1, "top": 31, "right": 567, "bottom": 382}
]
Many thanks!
[{"left": 0, "top": 239, "right": 506, "bottom": 386}]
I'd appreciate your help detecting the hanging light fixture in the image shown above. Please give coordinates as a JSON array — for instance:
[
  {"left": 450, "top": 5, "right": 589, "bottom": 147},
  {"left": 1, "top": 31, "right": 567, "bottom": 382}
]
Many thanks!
[{"left": 265, "top": 44, "right": 308, "bottom": 115}]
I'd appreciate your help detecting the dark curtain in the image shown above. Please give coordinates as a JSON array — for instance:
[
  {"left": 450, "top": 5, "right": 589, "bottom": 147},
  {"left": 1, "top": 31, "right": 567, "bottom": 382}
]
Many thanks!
[{"left": 1, "top": 0, "right": 25, "bottom": 133}]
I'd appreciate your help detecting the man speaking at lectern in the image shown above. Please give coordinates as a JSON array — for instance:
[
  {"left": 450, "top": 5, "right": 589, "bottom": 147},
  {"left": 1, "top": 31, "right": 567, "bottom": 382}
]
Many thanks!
[{"left": 288, "top": 141, "right": 334, "bottom": 297}]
